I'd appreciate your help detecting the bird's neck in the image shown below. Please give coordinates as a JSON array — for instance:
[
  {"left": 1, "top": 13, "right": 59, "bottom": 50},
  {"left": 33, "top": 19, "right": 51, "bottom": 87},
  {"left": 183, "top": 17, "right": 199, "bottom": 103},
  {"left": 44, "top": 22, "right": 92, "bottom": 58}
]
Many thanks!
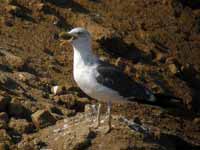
[{"left": 72, "top": 42, "right": 97, "bottom": 69}]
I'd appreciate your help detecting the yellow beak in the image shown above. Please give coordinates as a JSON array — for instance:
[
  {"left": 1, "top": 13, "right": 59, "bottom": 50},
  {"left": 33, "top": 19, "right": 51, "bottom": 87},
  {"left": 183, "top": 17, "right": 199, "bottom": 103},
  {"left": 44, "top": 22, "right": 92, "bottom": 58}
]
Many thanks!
[{"left": 59, "top": 32, "right": 77, "bottom": 46}]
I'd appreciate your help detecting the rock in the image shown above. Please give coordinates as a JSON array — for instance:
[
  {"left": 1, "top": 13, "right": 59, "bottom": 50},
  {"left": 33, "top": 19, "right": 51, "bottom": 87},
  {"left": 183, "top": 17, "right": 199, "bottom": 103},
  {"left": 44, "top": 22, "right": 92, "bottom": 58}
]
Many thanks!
[
  {"left": 0, "top": 50, "right": 24, "bottom": 69},
  {"left": 13, "top": 72, "right": 36, "bottom": 82},
  {"left": 23, "top": 101, "right": 38, "bottom": 114},
  {"left": 59, "top": 121, "right": 94, "bottom": 150},
  {"left": 17, "top": 136, "right": 46, "bottom": 150},
  {"left": 193, "top": 117, "right": 200, "bottom": 125},
  {"left": 2, "top": 17, "right": 14, "bottom": 27},
  {"left": 77, "top": 98, "right": 90, "bottom": 105},
  {"left": 54, "top": 94, "right": 90, "bottom": 112},
  {"left": 53, "top": 94, "right": 76, "bottom": 108},
  {"left": 84, "top": 104, "right": 97, "bottom": 117},
  {"left": 51, "top": 85, "right": 66, "bottom": 95},
  {"left": 5, "top": 5, "right": 25, "bottom": 18},
  {"left": 46, "top": 105, "right": 64, "bottom": 120},
  {"left": 74, "top": 97, "right": 90, "bottom": 112},
  {"left": 0, "top": 96, "right": 10, "bottom": 112},
  {"left": 155, "top": 52, "right": 165, "bottom": 62},
  {"left": 50, "top": 113, "right": 63, "bottom": 120},
  {"left": 168, "top": 64, "right": 179, "bottom": 75},
  {"left": 47, "top": 105, "right": 63, "bottom": 115},
  {"left": 0, "top": 121, "right": 7, "bottom": 130},
  {"left": 0, "top": 142, "right": 9, "bottom": 150},
  {"left": 0, "top": 74, "right": 8, "bottom": 84},
  {"left": 8, "top": 99, "right": 30, "bottom": 118},
  {"left": 73, "top": 138, "right": 91, "bottom": 150},
  {"left": 0, "top": 0, "right": 14, "bottom": 4},
  {"left": 84, "top": 104, "right": 93, "bottom": 114},
  {"left": 0, "top": 75, "right": 20, "bottom": 92},
  {"left": 35, "top": 3, "right": 46, "bottom": 12},
  {"left": 31, "top": 110, "right": 56, "bottom": 129},
  {"left": 45, "top": 0, "right": 68, "bottom": 5},
  {"left": 0, "top": 113, "right": 9, "bottom": 123},
  {"left": 0, "top": 129, "right": 11, "bottom": 144},
  {"left": 0, "top": 113, "right": 9, "bottom": 129},
  {"left": 61, "top": 109, "right": 76, "bottom": 117},
  {"left": 115, "top": 57, "right": 126, "bottom": 70},
  {"left": 8, "top": 118, "right": 34, "bottom": 134},
  {"left": 65, "top": 127, "right": 95, "bottom": 150},
  {"left": 99, "top": 56, "right": 109, "bottom": 62},
  {"left": 53, "top": 95, "right": 63, "bottom": 104}
]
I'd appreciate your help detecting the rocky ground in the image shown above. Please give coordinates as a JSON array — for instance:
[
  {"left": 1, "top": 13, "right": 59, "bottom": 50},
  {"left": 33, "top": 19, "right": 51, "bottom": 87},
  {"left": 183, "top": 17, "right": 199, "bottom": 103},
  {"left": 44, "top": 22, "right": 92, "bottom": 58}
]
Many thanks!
[{"left": 0, "top": 0, "right": 200, "bottom": 149}]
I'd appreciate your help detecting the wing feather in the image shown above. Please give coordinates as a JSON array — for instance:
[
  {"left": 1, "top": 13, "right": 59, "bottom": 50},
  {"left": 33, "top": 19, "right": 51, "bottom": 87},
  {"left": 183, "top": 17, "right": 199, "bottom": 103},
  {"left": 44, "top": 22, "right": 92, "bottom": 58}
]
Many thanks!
[{"left": 96, "top": 62, "right": 153, "bottom": 100}]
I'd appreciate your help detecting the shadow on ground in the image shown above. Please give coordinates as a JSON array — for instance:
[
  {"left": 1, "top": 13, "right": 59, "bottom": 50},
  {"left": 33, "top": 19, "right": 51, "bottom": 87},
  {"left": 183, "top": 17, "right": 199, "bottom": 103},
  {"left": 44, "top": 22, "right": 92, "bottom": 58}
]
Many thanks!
[
  {"left": 144, "top": 132, "right": 200, "bottom": 150},
  {"left": 45, "top": 0, "right": 90, "bottom": 14},
  {"left": 177, "top": 64, "right": 200, "bottom": 113},
  {"left": 98, "top": 36, "right": 154, "bottom": 64}
]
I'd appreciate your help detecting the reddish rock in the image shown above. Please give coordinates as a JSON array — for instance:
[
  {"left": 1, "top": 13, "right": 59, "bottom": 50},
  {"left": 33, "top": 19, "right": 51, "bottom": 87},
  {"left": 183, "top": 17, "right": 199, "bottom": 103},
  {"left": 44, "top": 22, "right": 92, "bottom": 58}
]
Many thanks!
[
  {"left": 193, "top": 117, "right": 200, "bottom": 125},
  {"left": 0, "top": 129, "right": 11, "bottom": 144},
  {"left": 54, "top": 94, "right": 90, "bottom": 112},
  {"left": 51, "top": 85, "right": 66, "bottom": 95},
  {"left": 8, "top": 118, "right": 34, "bottom": 134},
  {"left": 168, "top": 63, "right": 179, "bottom": 75},
  {"left": 0, "top": 142, "right": 9, "bottom": 150},
  {"left": 31, "top": 110, "right": 56, "bottom": 129},
  {"left": 0, "top": 50, "right": 24, "bottom": 69},
  {"left": 35, "top": 3, "right": 46, "bottom": 12},
  {"left": 13, "top": 72, "right": 36, "bottom": 82},
  {"left": 0, "top": 0, "right": 13, "bottom": 4}
]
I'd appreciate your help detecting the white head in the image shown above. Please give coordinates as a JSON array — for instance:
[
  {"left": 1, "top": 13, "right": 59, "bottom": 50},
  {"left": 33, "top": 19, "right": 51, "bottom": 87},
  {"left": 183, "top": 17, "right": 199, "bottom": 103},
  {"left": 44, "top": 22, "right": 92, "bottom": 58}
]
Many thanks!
[
  {"left": 59, "top": 27, "right": 96, "bottom": 64},
  {"left": 59, "top": 27, "right": 92, "bottom": 49}
]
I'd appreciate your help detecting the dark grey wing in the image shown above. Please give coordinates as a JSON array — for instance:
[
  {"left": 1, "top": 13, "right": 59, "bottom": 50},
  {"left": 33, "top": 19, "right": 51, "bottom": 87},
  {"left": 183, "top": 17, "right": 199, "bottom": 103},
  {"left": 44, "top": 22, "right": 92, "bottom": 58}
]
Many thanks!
[{"left": 96, "top": 62, "right": 154, "bottom": 101}]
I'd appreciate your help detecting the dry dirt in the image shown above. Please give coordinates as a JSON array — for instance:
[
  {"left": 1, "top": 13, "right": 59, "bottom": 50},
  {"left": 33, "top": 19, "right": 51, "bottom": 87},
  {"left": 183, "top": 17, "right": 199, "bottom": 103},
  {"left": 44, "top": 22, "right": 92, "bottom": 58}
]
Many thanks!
[{"left": 0, "top": 0, "right": 200, "bottom": 149}]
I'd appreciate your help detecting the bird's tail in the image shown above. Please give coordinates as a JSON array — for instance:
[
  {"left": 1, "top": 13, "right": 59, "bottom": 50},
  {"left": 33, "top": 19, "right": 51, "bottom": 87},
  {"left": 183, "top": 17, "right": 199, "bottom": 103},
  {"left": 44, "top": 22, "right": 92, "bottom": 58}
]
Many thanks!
[
  {"left": 147, "top": 93, "right": 183, "bottom": 108},
  {"left": 128, "top": 85, "right": 184, "bottom": 109}
]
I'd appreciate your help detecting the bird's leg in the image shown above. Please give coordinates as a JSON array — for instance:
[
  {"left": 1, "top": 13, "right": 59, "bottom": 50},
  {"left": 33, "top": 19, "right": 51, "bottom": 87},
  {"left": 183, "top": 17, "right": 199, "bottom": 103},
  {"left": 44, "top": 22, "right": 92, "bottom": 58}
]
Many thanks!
[
  {"left": 95, "top": 103, "right": 101, "bottom": 128},
  {"left": 106, "top": 101, "right": 112, "bottom": 133}
]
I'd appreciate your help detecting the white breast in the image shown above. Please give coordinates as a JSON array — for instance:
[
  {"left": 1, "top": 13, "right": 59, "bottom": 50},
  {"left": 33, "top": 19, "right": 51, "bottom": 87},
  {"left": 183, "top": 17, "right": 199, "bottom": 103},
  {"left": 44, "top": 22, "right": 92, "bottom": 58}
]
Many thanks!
[
  {"left": 72, "top": 47, "right": 126, "bottom": 103},
  {"left": 73, "top": 64, "right": 126, "bottom": 103},
  {"left": 73, "top": 64, "right": 97, "bottom": 95}
]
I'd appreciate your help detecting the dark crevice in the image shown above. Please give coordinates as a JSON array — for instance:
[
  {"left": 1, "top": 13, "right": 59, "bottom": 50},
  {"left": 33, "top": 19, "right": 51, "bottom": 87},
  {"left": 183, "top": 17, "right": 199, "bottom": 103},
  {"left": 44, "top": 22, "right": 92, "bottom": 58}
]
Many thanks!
[
  {"left": 19, "top": 61, "right": 38, "bottom": 76},
  {"left": 159, "top": 133, "right": 200, "bottom": 150},
  {"left": 176, "top": 64, "right": 200, "bottom": 113},
  {"left": 42, "top": 5, "right": 71, "bottom": 29},
  {"left": 11, "top": 3, "right": 35, "bottom": 22},
  {"left": 0, "top": 64, "right": 13, "bottom": 72},
  {"left": 179, "top": 0, "right": 200, "bottom": 9},
  {"left": 98, "top": 37, "right": 149, "bottom": 63},
  {"left": 44, "top": 0, "right": 90, "bottom": 14}
]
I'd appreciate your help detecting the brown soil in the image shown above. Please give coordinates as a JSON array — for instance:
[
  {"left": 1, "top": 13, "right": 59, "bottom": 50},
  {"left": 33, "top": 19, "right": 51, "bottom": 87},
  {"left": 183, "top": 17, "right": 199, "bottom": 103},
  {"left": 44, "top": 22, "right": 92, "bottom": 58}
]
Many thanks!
[{"left": 0, "top": 0, "right": 200, "bottom": 149}]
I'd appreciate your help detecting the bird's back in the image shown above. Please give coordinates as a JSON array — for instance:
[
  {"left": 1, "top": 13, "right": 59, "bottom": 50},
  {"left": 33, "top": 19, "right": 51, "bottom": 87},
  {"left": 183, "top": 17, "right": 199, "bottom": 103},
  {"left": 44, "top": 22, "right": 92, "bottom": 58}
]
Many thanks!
[{"left": 96, "top": 61, "right": 156, "bottom": 102}]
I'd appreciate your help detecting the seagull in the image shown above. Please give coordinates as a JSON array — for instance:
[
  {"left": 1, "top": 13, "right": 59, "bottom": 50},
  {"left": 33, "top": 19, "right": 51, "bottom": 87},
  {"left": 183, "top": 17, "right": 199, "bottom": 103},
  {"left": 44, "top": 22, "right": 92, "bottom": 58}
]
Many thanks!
[{"left": 59, "top": 27, "right": 182, "bottom": 132}]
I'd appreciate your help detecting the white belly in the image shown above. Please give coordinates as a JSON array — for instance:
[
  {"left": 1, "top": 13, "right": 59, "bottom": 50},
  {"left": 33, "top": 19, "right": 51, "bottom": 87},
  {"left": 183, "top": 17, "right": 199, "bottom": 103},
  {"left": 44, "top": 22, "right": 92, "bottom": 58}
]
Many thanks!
[{"left": 73, "top": 65, "right": 126, "bottom": 103}]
